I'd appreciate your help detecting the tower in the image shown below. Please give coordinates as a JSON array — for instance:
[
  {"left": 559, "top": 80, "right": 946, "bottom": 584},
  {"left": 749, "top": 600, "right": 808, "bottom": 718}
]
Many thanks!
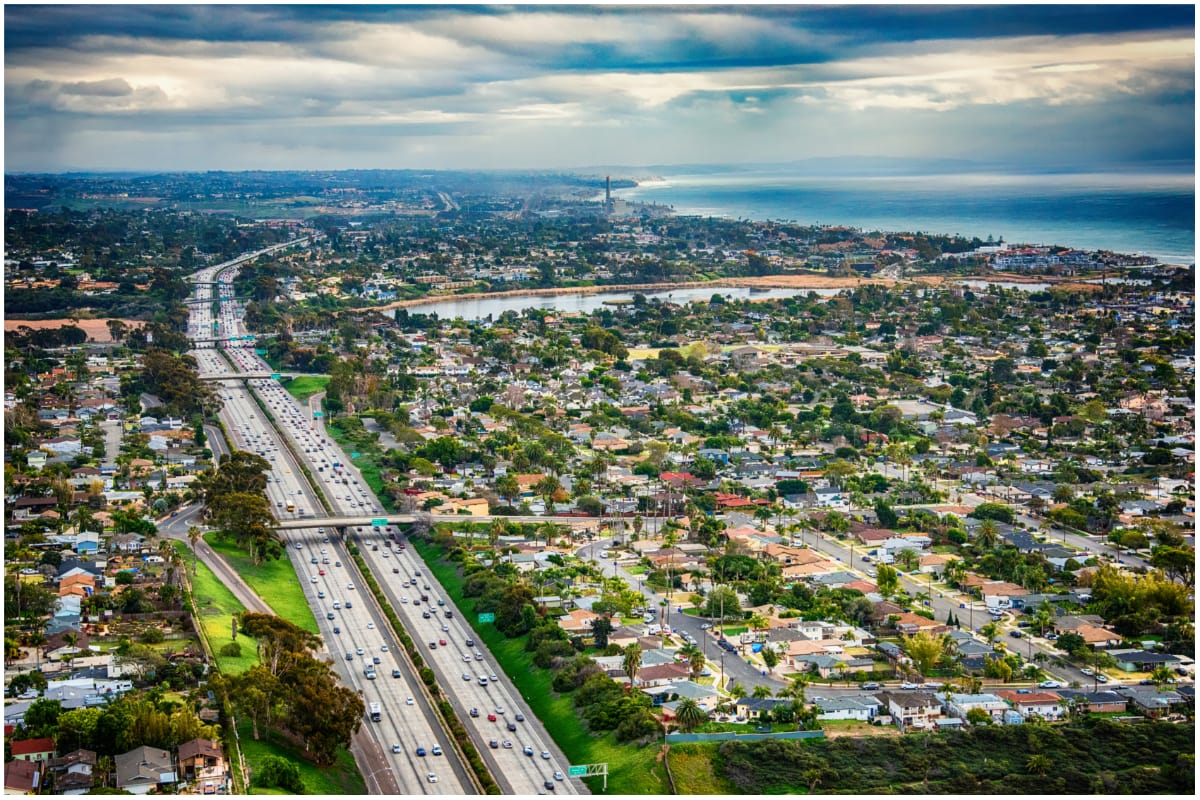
[{"left": 605, "top": 175, "right": 612, "bottom": 214}]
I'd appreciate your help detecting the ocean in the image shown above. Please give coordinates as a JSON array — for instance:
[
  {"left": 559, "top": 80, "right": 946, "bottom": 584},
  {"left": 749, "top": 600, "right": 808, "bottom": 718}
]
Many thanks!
[{"left": 620, "top": 168, "right": 1195, "bottom": 264}]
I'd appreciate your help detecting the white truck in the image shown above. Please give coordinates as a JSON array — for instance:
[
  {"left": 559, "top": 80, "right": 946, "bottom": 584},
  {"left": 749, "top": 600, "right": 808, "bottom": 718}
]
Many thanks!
[
  {"left": 363, "top": 659, "right": 376, "bottom": 680},
  {"left": 368, "top": 702, "right": 382, "bottom": 722}
]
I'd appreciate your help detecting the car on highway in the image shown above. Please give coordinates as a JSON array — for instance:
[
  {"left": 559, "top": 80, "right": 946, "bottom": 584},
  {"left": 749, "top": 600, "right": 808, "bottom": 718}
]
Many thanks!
[
  {"left": 487, "top": 713, "right": 497, "bottom": 722},
  {"left": 431, "top": 745, "right": 442, "bottom": 756},
  {"left": 541, "top": 751, "right": 551, "bottom": 760},
  {"left": 427, "top": 773, "right": 437, "bottom": 783},
  {"left": 416, "top": 747, "right": 426, "bottom": 757},
  {"left": 502, "top": 740, "right": 513, "bottom": 749},
  {"left": 554, "top": 771, "right": 565, "bottom": 781},
  {"left": 469, "top": 708, "right": 479, "bottom": 718},
  {"left": 515, "top": 713, "right": 525, "bottom": 722},
  {"left": 523, "top": 746, "right": 534, "bottom": 756},
  {"left": 489, "top": 739, "right": 499, "bottom": 749},
  {"left": 392, "top": 669, "right": 401, "bottom": 678},
  {"left": 544, "top": 780, "right": 556, "bottom": 791},
  {"left": 406, "top": 696, "right": 414, "bottom": 705},
  {"left": 391, "top": 744, "right": 400, "bottom": 754}
]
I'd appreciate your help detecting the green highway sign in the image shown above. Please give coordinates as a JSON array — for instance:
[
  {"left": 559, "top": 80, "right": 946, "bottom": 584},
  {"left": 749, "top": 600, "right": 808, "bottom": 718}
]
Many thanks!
[
  {"left": 478, "top": 612, "right": 495, "bottom": 623},
  {"left": 270, "top": 373, "right": 281, "bottom": 380},
  {"left": 351, "top": 452, "right": 360, "bottom": 459},
  {"left": 567, "top": 766, "right": 587, "bottom": 777},
  {"left": 312, "top": 411, "right": 323, "bottom": 418},
  {"left": 371, "top": 518, "right": 388, "bottom": 527},
  {"left": 254, "top": 349, "right": 267, "bottom": 355}
]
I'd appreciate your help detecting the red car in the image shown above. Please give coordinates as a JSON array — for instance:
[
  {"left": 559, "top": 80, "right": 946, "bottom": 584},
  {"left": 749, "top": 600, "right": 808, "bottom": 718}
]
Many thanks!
[
  {"left": 487, "top": 713, "right": 497, "bottom": 722},
  {"left": 438, "top": 639, "right": 447, "bottom": 646},
  {"left": 318, "top": 569, "right": 325, "bottom": 576}
]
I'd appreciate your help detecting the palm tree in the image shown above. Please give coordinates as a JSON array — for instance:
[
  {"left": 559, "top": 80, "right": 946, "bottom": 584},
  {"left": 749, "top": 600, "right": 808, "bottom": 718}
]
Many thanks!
[
  {"left": 977, "top": 519, "right": 1000, "bottom": 550},
  {"left": 622, "top": 643, "right": 642, "bottom": 688},
  {"left": 674, "top": 697, "right": 707, "bottom": 732},
  {"left": 27, "top": 631, "right": 45, "bottom": 669},
  {"left": 1032, "top": 602, "right": 1054, "bottom": 638},
  {"left": 752, "top": 684, "right": 774, "bottom": 699},
  {"left": 680, "top": 643, "right": 705, "bottom": 680},
  {"left": 1025, "top": 754, "right": 1052, "bottom": 776},
  {"left": 1150, "top": 664, "right": 1175, "bottom": 688},
  {"left": 187, "top": 526, "right": 202, "bottom": 577}
]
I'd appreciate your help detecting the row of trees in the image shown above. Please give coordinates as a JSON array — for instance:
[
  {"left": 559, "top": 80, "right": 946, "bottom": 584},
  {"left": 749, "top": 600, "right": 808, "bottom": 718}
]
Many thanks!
[{"left": 211, "top": 614, "right": 364, "bottom": 766}]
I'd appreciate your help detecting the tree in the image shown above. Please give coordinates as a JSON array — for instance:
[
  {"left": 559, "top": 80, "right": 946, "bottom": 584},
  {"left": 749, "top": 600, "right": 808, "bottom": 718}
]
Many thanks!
[
  {"left": 874, "top": 563, "right": 900, "bottom": 599},
  {"left": 591, "top": 616, "right": 614, "bottom": 649},
  {"left": 903, "top": 630, "right": 946, "bottom": 676},
  {"left": 966, "top": 707, "right": 994, "bottom": 727},
  {"left": 705, "top": 585, "right": 741, "bottom": 622},
  {"left": 1026, "top": 754, "right": 1052, "bottom": 776},
  {"left": 186, "top": 525, "right": 202, "bottom": 576},
  {"left": 253, "top": 755, "right": 304, "bottom": 793},
  {"left": 874, "top": 499, "right": 899, "bottom": 529},
  {"left": 674, "top": 697, "right": 707, "bottom": 732},
  {"left": 680, "top": 643, "right": 706, "bottom": 680},
  {"left": 752, "top": 684, "right": 774, "bottom": 699},
  {"left": 622, "top": 644, "right": 642, "bottom": 688},
  {"left": 895, "top": 547, "right": 920, "bottom": 571}
]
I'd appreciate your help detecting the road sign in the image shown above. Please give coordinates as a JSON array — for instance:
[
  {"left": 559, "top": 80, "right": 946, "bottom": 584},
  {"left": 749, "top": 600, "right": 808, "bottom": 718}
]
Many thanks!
[
  {"left": 567, "top": 766, "right": 587, "bottom": 778},
  {"left": 312, "top": 411, "right": 323, "bottom": 418},
  {"left": 478, "top": 612, "right": 495, "bottom": 623},
  {"left": 254, "top": 349, "right": 267, "bottom": 355},
  {"left": 351, "top": 452, "right": 360, "bottom": 459},
  {"left": 371, "top": 518, "right": 388, "bottom": 527},
  {"left": 270, "top": 373, "right": 281, "bottom": 380}
]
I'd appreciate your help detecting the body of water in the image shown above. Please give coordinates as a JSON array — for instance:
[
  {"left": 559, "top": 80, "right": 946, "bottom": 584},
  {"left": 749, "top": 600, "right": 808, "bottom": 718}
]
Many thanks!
[
  {"left": 621, "top": 168, "right": 1195, "bottom": 265},
  {"left": 399, "top": 286, "right": 841, "bottom": 320}
]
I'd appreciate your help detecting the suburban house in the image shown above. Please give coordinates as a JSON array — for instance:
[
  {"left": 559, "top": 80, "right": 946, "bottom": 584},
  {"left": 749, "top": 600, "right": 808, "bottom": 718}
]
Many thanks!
[
  {"left": 46, "top": 749, "right": 96, "bottom": 795},
  {"left": 8, "top": 738, "right": 56, "bottom": 763},
  {"left": 4, "top": 760, "right": 41, "bottom": 795},
  {"left": 114, "top": 746, "right": 177, "bottom": 795},
  {"left": 995, "top": 691, "right": 1066, "bottom": 720},
  {"left": 813, "top": 695, "right": 881, "bottom": 721},
  {"left": 1054, "top": 690, "right": 1128, "bottom": 714},
  {"left": 879, "top": 690, "right": 943, "bottom": 731},
  {"left": 942, "top": 692, "right": 1012, "bottom": 722},
  {"left": 177, "top": 738, "right": 228, "bottom": 794}
]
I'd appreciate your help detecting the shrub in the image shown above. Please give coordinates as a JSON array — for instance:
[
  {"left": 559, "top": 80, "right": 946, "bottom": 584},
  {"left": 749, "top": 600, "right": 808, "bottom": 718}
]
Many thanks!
[
  {"left": 253, "top": 754, "right": 304, "bottom": 793},
  {"left": 218, "top": 642, "right": 242, "bottom": 657}
]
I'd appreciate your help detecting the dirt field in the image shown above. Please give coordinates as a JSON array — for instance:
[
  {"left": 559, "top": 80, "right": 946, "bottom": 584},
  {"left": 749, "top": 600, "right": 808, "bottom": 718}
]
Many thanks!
[{"left": 5, "top": 318, "right": 145, "bottom": 343}]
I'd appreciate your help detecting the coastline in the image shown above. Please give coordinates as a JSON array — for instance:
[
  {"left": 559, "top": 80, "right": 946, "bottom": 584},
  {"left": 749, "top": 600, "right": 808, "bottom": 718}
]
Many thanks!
[{"left": 356, "top": 272, "right": 1104, "bottom": 314}]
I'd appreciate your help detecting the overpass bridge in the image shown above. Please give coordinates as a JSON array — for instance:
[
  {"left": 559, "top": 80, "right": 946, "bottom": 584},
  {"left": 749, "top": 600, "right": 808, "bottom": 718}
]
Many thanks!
[
  {"left": 198, "top": 371, "right": 328, "bottom": 382},
  {"left": 274, "top": 513, "right": 610, "bottom": 531}
]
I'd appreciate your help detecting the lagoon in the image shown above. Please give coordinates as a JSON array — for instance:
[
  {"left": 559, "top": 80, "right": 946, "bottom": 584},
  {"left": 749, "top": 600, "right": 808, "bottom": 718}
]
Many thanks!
[{"left": 397, "top": 286, "right": 846, "bottom": 321}]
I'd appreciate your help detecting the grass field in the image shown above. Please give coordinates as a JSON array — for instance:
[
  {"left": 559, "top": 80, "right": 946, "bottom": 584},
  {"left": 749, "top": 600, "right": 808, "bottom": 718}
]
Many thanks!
[
  {"left": 666, "top": 743, "right": 735, "bottom": 794},
  {"left": 282, "top": 375, "right": 329, "bottom": 402},
  {"left": 182, "top": 541, "right": 260, "bottom": 676},
  {"left": 238, "top": 721, "right": 367, "bottom": 795},
  {"left": 413, "top": 538, "right": 670, "bottom": 795},
  {"left": 204, "top": 534, "right": 318, "bottom": 635}
]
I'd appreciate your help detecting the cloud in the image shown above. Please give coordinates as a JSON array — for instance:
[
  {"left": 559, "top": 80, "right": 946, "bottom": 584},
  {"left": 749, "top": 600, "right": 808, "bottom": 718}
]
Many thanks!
[{"left": 3, "top": 6, "right": 1193, "bottom": 171}]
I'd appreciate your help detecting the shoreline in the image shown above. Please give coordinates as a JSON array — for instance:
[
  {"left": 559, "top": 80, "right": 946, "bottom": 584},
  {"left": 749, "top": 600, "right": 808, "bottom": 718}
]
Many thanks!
[{"left": 354, "top": 272, "right": 1107, "bottom": 314}]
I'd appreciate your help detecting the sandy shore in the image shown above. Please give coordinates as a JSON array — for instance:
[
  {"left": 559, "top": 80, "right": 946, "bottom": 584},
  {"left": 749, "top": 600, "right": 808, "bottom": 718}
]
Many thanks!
[{"left": 5, "top": 318, "right": 146, "bottom": 343}]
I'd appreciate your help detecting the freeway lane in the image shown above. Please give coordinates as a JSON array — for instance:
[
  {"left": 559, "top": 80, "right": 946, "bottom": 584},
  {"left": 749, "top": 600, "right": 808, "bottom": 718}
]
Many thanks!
[{"left": 187, "top": 256, "right": 471, "bottom": 795}]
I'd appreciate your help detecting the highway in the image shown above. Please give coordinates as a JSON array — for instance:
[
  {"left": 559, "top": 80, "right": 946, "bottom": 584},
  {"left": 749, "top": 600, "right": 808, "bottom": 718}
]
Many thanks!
[
  {"left": 187, "top": 251, "right": 473, "bottom": 795},
  {"left": 189, "top": 247, "right": 582, "bottom": 794}
]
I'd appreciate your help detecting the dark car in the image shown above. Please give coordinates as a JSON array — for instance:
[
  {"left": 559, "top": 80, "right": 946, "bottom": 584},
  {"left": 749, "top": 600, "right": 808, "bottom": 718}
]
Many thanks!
[{"left": 506, "top": 722, "right": 517, "bottom": 732}]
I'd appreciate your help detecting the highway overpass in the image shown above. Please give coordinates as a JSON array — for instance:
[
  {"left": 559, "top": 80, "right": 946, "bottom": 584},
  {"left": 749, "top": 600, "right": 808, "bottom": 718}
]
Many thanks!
[{"left": 275, "top": 513, "right": 618, "bottom": 531}]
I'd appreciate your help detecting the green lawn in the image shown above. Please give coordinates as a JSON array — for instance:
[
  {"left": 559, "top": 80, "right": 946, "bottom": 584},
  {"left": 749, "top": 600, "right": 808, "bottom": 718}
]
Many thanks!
[
  {"left": 413, "top": 539, "right": 670, "bottom": 795},
  {"left": 181, "top": 541, "right": 260, "bottom": 675},
  {"left": 282, "top": 375, "right": 329, "bottom": 402},
  {"left": 204, "top": 534, "right": 318, "bottom": 635},
  {"left": 238, "top": 720, "right": 366, "bottom": 795}
]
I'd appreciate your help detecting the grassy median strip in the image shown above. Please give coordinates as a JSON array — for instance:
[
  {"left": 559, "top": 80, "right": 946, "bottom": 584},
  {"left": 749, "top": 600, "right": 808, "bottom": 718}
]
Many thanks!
[{"left": 412, "top": 538, "right": 670, "bottom": 795}]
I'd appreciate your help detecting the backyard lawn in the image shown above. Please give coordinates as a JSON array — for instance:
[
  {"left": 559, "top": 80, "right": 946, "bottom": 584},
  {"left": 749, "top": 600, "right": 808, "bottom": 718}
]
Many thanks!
[{"left": 413, "top": 538, "right": 671, "bottom": 795}]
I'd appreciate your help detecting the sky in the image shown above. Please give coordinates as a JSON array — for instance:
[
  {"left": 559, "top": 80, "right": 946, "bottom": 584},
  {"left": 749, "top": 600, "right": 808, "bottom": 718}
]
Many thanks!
[{"left": 4, "top": 3, "right": 1195, "bottom": 173}]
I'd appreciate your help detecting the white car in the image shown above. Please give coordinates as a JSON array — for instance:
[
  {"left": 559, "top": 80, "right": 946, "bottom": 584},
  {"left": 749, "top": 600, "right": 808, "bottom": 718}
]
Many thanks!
[
  {"left": 1039, "top": 680, "right": 1062, "bottom": 689},
  {"left": 406, "top": 696, "right": 414, "bottom": 706},
  {"left": 427, "top": 773, "right": 438, "bottom": 784}
]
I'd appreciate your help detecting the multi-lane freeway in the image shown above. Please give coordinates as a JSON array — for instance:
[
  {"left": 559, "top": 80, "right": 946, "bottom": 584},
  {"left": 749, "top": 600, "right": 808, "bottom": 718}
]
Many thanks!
[{"left": 186, "top": 248, "right": 581, "bottom": 794}]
